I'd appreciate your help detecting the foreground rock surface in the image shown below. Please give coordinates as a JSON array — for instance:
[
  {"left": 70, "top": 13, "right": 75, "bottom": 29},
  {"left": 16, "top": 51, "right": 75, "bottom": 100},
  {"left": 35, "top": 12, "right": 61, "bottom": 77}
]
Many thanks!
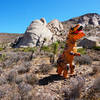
[{"left": 0, "top": 49, "right": 100, "bottom": 100}]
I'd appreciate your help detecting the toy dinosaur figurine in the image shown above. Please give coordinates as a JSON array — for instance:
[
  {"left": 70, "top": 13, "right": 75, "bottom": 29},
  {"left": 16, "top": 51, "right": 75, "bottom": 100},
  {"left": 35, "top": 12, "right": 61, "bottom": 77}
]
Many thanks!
[{"left": 56, "top": 24, "right": 85, "bottom": 78}]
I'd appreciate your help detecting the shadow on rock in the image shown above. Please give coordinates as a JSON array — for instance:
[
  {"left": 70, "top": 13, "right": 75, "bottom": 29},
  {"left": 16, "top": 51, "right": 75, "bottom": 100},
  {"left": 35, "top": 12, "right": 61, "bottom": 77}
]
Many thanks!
[{"left": 39, "top": 74, "right": 64, "bottom": 85}]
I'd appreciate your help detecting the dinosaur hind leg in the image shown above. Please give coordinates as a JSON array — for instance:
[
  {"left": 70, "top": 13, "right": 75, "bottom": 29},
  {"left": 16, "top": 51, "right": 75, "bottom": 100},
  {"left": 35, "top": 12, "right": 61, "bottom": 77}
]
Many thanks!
[
  {"left": 70, "top": 63, "right": 76, "bottom": 75},
  {"left": 56, "top": 65, "right": 63, "bottom": 75},
  {"left": 63, "top": 64, "right": 69, "bottom": 78}
]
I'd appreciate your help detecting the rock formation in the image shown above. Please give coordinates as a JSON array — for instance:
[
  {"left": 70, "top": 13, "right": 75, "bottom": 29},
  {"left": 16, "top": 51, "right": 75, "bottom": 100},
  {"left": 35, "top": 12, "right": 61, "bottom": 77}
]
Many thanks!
[
  {"left": 14, "top": 18, "right": 64, "bottom": 48},
  {"left": 47, "top": 19, "right": 64, "bottom": 35},
  {"left": 63, "top": 13, "right": 100, "bottom": 27},
  {"left": 78, "top": 13, "right": 100, "bottom": 26},
  {"left": 12, "top": 13, "right": 100, "bottom": 48},
  {"left": 62, "top": 13, "right": 100, "bottom": 38}
]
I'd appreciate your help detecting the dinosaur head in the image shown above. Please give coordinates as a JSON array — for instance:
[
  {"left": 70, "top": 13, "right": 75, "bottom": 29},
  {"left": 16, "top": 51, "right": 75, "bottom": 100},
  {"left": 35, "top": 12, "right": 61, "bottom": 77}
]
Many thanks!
[{"left": 69, "top": 24, "right": 85, "bottom": 41}]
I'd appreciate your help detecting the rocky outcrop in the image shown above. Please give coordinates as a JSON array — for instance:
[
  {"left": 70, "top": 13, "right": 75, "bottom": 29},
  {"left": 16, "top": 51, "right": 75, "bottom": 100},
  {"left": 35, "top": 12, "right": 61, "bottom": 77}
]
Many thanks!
[
  {"left": 15, "top": 18, "right": 53, "bottom": 47},
  {"left": 62, "top": 13, "right": 100, "bottom": 37},
  {"left": 78, "top": 13, "right": 100, "bottom": 26},
  {"left": 14, "top": 18, "right": 64, "bottom": 48},
  {"left": 63, "top": 13, "right": 100, "bottom": 27},
  {"left": 47, "top": 19, "right": 64, "bottom": 35}
]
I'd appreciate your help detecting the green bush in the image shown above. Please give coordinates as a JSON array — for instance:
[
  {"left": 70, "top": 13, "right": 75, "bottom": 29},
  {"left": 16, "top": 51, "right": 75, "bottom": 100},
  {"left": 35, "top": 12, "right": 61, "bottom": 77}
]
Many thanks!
[
  {"left": 52, "top": 42, "right": 59, "bottom": 55},
  {"left": 93, "top": 46, "right": 100, "bottom": 51},
  {"left": 0, "top": 47, "right": 4, "bottom": 51},
  {"left": 74, "top": 55, "right": 92, "bottom": 65},
  {"left": 77, "top": 48, "right": 86, "bottom": 55},
  {"left": 23, "top": 47, "right": 36, "bottom": 52},
  {"left": 41, "top": 46, "right": 50, "bottom": 52},
  {"left": 60, "top": 41, "right": 65, "bottom": 49},
  {"left": 14, "top": 47, "right": 37, "bottom": 52},
  {"left": 39, "top": 64, "right": 53, "bottom": 74}
]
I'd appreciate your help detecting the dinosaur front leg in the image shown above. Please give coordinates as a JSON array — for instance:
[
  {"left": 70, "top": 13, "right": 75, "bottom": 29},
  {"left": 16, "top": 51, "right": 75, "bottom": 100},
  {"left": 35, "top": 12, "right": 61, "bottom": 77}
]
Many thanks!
[{"left": 70, "top": 51, "right": 81, "bottom": 56}]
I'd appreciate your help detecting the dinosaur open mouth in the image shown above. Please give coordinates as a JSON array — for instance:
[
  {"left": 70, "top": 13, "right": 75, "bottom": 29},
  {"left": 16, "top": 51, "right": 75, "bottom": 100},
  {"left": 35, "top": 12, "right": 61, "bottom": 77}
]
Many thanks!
[
  {"left": 73, "top": 31, "right": 85, "bottom": 40},
  {"left": 77, "top": 26, "right": 83, "bottom": 31}
]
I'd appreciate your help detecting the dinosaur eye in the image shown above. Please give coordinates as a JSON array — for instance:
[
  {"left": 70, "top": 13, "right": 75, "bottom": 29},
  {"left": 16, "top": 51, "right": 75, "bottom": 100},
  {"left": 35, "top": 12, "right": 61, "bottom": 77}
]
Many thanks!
[
  {"left": 70, "top": 27, "right": 74, "bottom": 30},
  {"left": 77, "top": 26, "right": 83, "bottom": 31}
]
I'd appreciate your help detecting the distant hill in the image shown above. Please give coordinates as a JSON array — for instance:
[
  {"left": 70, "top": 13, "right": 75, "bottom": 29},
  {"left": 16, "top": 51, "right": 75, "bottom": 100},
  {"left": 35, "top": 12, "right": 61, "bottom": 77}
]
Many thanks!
[{"left": 0, "top": 33, "right": 23, "bottom": 44}]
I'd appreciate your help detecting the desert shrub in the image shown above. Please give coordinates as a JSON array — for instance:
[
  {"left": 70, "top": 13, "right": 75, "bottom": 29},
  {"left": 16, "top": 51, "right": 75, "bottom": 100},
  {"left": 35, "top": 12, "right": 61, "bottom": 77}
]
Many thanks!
[
  {"left": 17, "top": 66, "right": 29, "bottom": 74},
  {"left": 41, "top": 45, "right": 50, "bottom": 52},
  {"left": 15, "top": 75, "right": 25, "bottom": 84},
  {"left": 0, "top": 54, "right": 6, "bottom": 61},
  {"left": 18, "top": 82, "right": 33, "bottom": 99},
  {"left": 50, "top": 42, "right": 59, "bottom": 63},
  {"left": 82, "top": 87, "right": 96, "bottom": 100},
  {"left": 2, "top": 53, "right": 34, "bottom": 68},
  {"left": 59, "top": 41, "right": 65, "bottom": 49},
  {"left": 0, "top": 47, "right": 4, "bottom": 51},
  {"left": 3, "top": 53, "right": 32, "bottom": 68},
  {"left": 0, "top": 76, "right": 7, "bottom": 85},
  {"left": 0, "top": 84, "right": 13, "bottom": 99},
  {"left": 26, "top": 73, "right": 38, "bottom": 85},
  {"left": 93, "top": 46, "right": 100, "bottom": 51},
  {"left": 14, "top": 47, "right": 37, "bottom": 52},
  {"left": 39, "top": 64, "right": 53, "bottom": 74},
  {"left": 7, "top": 69, "right": 18, "bottom": 82},
  {"left": 82, "top": 77, "right": 100, "bottom": 100},
  {"left": 62, "top": 76, "right": 84, "bottom": 100},
  {"left": 93, "top": 77, "right": 100, "bottom": 91},
  {"left": 77, "top": 48, "right": 86, "bottom": 55},
  {"left": 24, "top": 47, "right": 37, "bottom": 52},
  {"left": 40, "top": 41, "right": 63, "bottom": 54},
  {"left": 17, "top": 62, "right": 31, "bottom": 74},
  {"left": 52, "top": 42, "right": 59, "bottom": 55},
  {"left": 74, "top": 55, "right": 92, "bottom": 65},
  {"left": 18, "top": 52, "right": 35, "bottom": 61},
  {"left": 2, "top": 55, "right": 20, "bottom": 68},
  {"left": 92, "top": 56, "right": 100, "bottom": 61},
  {"left": 90, "top": 66, "right": 100, "bottom": 76}
]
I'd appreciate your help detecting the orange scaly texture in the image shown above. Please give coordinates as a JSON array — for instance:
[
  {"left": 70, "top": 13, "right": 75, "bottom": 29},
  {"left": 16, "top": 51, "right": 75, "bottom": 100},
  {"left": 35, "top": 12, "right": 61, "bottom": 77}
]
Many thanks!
[{"left": 56, "top": 24, "right": 85, "bottom": 78}]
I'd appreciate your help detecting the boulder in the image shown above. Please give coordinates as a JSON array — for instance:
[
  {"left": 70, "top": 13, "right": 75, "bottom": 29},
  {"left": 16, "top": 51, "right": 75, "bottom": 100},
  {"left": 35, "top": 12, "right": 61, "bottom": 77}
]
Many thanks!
[
  {"left": 78, "top": 36, "right": 100, "bottom": 48},
  {"left": 15, "top": 18, "right": 53, "bottom": 47},
  {"left": 13, "top": 18, "right": 64, "bottom": 48}
]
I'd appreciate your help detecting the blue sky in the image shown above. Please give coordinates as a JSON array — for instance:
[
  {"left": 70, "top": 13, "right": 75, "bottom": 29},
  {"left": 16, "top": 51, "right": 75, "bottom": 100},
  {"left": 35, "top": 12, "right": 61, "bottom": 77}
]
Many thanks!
[{"left": 0, "top": 0, "right": 100, "bottom": 33}]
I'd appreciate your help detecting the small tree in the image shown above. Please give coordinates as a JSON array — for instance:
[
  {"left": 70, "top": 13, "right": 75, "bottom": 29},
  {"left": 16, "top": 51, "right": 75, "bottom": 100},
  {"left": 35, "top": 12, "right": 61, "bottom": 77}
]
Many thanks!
[
  {"left": 52, "top": 42, "right": 59, "bottom": 63},
  {"left": 53, "top": 42, "right": 59, "bottom": 55}
]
